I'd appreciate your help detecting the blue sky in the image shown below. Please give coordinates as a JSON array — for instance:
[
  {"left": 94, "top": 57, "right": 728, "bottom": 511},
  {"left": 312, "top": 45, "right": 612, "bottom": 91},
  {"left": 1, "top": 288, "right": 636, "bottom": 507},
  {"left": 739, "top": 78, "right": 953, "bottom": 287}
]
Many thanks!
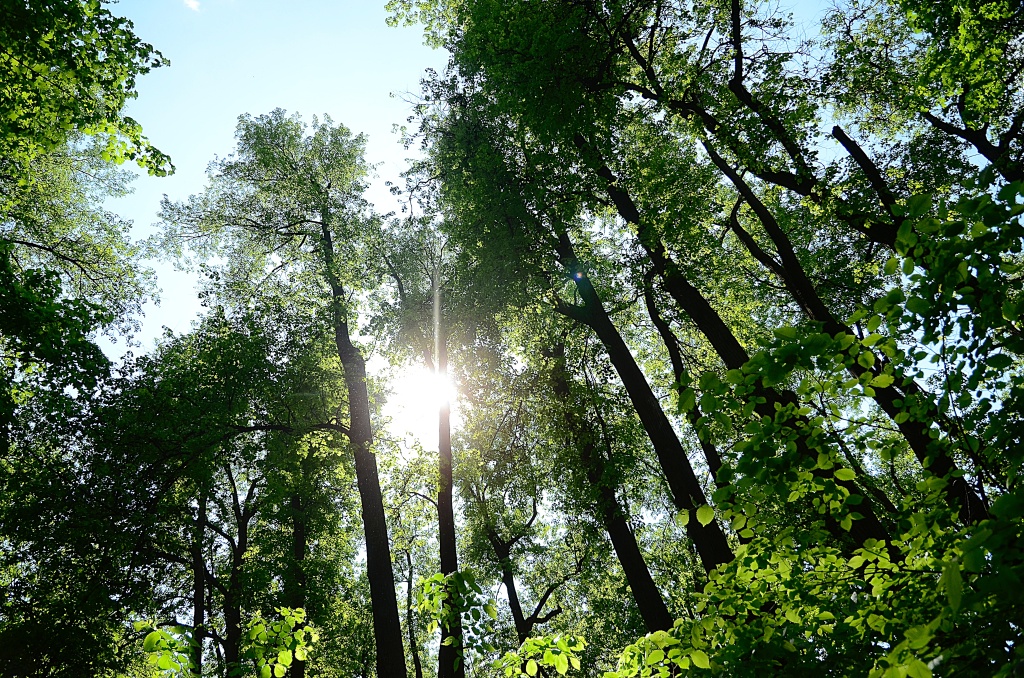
[{"left": 107, "top": 0, "right": 449, "bottom": 349}]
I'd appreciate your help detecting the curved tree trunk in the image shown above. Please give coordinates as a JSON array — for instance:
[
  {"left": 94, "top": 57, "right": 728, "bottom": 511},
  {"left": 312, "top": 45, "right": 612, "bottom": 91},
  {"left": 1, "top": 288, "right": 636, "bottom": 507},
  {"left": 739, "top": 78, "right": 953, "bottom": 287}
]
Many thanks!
[
  {"left": 550, "top": 344, "right": 676, "bottom": 632},
  {"left": 553, "top": 233, "right": 734, "bottom": 572},
  {"left": 321, "top": 223, "right": 407, "bottom": 678}
]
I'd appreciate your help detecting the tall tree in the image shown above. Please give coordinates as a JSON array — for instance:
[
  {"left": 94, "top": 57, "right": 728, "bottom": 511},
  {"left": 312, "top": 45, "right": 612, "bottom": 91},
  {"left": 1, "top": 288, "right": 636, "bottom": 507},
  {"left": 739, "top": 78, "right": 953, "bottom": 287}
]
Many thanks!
[{"left": 159, "top": 110, "right": 408, "bottom": 677}]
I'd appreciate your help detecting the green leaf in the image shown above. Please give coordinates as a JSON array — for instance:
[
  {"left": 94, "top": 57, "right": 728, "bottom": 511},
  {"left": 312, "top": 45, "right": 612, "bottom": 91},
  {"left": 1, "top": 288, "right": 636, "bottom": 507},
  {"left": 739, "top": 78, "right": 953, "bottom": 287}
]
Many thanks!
[
  {"left": 646, "top": 649, "right": 665, "bottom": 665},
  {"left": 690, "top": 650, "right": 710, "bottom": 669},
  {"left": 261, "top": 666, "right": 272, "bottom": 678},
  {"left": 834, "top": 468, "right": 857, "bottom": 481},
  {"left": 987, "top": 353, "right": 1013, "bottom": 369},
  {"left": 274, "top": 663, "right": 287, "bottom": 678},
  {"left": 906, "top": 659, "right": 932, "bottom": 678},
  {"left": 278, "top": 649, "right": 293, "bottom": 667},
  {"left": 675, "top": 510, "right": 690, "bottom": 527},
  {"left": 143, "top": 631, "right": 161, "bottom": 653},
  {"left": 869, "top": 374, "right": 894, "bottom": 388},
  {"left": 696, "top": 505, "right": 715, "bottom": 527},
  {"left": 774, "top": 326, "right": 798, "bottom": 340},
  {"left": 526, "top": 659, "right": 538, "bottom": 676},
  {"left": 905, "top": 296, "right": 930, "bottom": 315}
]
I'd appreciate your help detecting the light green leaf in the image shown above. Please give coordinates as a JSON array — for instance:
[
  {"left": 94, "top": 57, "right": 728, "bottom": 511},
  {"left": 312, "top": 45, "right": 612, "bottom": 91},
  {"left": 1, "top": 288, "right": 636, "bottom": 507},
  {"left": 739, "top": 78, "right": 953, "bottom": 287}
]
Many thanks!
[
  {"left": 696, "top": 505, "right": 715, "bottom": 527},
  {"left": 907, "top": 659, "right": 932, "bottom": 678},
  {"left": 143, "top": 631, "right": 161, "bottom": 653},
  {"left": 691, "top": 650, "right": 710, "bottom": 669},
  {"left": 869, "top": 374, "right": 894, "bottom": 388}
]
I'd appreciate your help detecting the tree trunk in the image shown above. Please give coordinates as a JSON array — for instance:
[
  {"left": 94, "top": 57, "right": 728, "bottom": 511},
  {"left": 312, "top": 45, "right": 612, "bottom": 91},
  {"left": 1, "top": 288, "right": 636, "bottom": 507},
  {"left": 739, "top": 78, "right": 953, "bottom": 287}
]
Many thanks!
[
  {"left": 550, "top": 345, "right": 676, "bottom": 632},
  {"left": 705, "top": 140, "right": 989, "bottom": 524},
  {"left": 286, "top": 491, "right": 307, "bottom": 678},
  {"left": 190, "top": 492, "right": 206, "bottom": 677},
  {"left": 320, "top": 222, "right": 407, "bottom": 678},
  {"left": 554, "top": 233, "right": 734, "bottom": 572},
  {"left": 407, "top": 552, "right": 425, "bottom": 678},
  {"left": 575, "top": 150, "right": 895, "bottom": 547},
  {"left": 224, "top": 483, "right": 248, "bottom": 671},
  {"left": 434, "top": 277, "right": 466, "bottom": 678}
]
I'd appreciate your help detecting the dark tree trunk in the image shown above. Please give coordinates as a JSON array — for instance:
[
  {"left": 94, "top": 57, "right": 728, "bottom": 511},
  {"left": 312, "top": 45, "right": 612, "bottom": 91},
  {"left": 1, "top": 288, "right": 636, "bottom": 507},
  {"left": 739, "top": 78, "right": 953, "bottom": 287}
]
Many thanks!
[
  {"left": 190, "top": 492, "right": 206, "bottom": 677},
  {"left": 704, "top": 141, "right": 989, "bottom": 524},
  {"left": 286, "top": 491, "right": 308, "bottom": 678},
  {"left": 223, "top": 475, "right": 249, "bottom": 672},
  {"left": 575, "top": 147, "right": 896, "bottom": 547},
  {"left": 550, "top": 346, "right": 676, "bottom": 632},
  {"left": 434, "top": 279, "right": 466, "bottom": 678},
  {"left": 406, "top": 552, "right": 425, "bottom": 678},
  {"left": 642, "top": 270, "right": 726, "bottom": 485},
  {"left": 320, "top": 222, "right": 407, "bottom": 678},
  {"left": 554, "top": 233, "right": 734, "bottom": 572}
]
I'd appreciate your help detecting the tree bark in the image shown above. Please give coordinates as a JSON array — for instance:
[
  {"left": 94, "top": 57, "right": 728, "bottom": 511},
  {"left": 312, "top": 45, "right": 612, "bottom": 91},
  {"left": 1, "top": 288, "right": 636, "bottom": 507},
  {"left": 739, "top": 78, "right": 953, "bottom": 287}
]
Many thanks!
[
  {"left": 286, "top": 491, "right": 308, "bottom": 678},
  {"left": 574, "top": 146, "right": 896, "bottom": 546},
  {"left": 705, "top": 140, "right": 989, "bottom": 524},
  {"left": 320, "top": 222, "right": 407, "bottom": 678},
  {"left": 549, "top": 345, "right": 675, "bottom": 632},
  {"left": 554, "top": 232, "right": 734, "bottom": 572},
  {"left": 407, "top": 552, "right": 425, "bottom": 678},
  {"left": 190, "top": 492, "right": 206, "bottom": 677},
  {"left": 434, "top": 275, "right": 466, "bottom": 678}
]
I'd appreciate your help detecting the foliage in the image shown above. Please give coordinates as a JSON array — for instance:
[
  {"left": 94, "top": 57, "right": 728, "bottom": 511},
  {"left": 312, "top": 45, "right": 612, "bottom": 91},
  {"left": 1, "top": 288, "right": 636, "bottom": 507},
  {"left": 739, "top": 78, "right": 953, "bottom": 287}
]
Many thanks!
[
  {"left": 497, "top": 635, "right": 586, "bottom": 677},
  {"left": 138, "top": 608, "right": 320, "bottom": 678},
  {"left": 418, "top": 570, "right": 497, "bottom": 661},
  {"left": 242, "top": 608, "right": 321, "bottom": 678},
  {"left": 0, "top": 0, "right": 172, "bottom": 176},
  {"left": 7, "top": 0, "right": 1024, "bottom": 676}
]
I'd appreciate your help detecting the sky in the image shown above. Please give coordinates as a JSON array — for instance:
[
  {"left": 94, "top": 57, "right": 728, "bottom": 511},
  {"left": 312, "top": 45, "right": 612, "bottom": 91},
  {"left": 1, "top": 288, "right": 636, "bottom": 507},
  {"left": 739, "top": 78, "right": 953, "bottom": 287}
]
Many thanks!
[
  {"left": 100, "top": 0, "right": 826, "bottom": 443},
  {"left": 108, "top": 0, "right": 448, "bottom": 343},
  {"left": 104, "top": 0, "right": 451, "bottom": 443}
]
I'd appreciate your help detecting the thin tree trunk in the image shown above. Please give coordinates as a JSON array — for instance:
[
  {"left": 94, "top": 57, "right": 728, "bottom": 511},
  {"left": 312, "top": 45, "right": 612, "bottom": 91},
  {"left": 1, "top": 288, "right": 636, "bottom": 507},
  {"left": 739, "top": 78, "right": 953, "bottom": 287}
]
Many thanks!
[
  {"left": 287, "top": 491, "right": 307, "bottom": 678},
  {"left": 190, "top": 492, "right": 206, "bottom": 677},
  {"left": 223, "top": 471, "right": 248, "bottom": 671},
  {"left": 642, "top": 269, "right": 726, "bottom": 484},
  {"left": 705, "top": 141, "right": 989, "bottom": 524},
  {"left": 320, "top": 222, "right": 407, "bottom": 678},
  {"left": 553, "top": 233, "right": 734, "bottom": 572},
  {"left": 550, "top": 345, "right": 675, "bottom": 632},
  {"left": 574, "top": 147, "right": 895, "bottom": 547},
  {"left": 407, "top": 552, "right": 425, "bottom": 678},
  {"left": 434, "top": 275, "right": 466, "bottom": 678}
]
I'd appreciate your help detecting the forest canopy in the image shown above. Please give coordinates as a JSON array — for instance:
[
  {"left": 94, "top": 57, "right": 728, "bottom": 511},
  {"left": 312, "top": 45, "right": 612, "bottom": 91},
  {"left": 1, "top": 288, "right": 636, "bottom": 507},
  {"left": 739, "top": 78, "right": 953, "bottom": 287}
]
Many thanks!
[{"left": 1, "top": 0, "right": 1023, "bottom": 677}]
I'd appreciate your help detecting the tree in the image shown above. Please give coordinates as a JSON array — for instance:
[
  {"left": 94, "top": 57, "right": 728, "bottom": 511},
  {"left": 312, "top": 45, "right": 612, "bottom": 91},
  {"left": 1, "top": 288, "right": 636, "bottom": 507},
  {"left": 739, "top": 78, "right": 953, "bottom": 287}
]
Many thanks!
[
  {"left": 0, "top": 0, "right": 172, "bottom": 179},
  {"left": 375, "top": 215, "right": 467, "bottom": 677},
  {"left": 390, "top": 0, "right": 1024, "bottom": 673},
  {"left": 159, "top": 109, "right": 408, "bottom": 677}
]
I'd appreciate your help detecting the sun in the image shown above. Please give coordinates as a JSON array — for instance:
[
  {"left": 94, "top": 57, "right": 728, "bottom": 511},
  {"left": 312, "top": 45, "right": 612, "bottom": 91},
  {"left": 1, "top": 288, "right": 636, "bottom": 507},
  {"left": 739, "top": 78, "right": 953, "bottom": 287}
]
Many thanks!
[{"left": 382, "top": 364, "right": 459, "bottom": 450}]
